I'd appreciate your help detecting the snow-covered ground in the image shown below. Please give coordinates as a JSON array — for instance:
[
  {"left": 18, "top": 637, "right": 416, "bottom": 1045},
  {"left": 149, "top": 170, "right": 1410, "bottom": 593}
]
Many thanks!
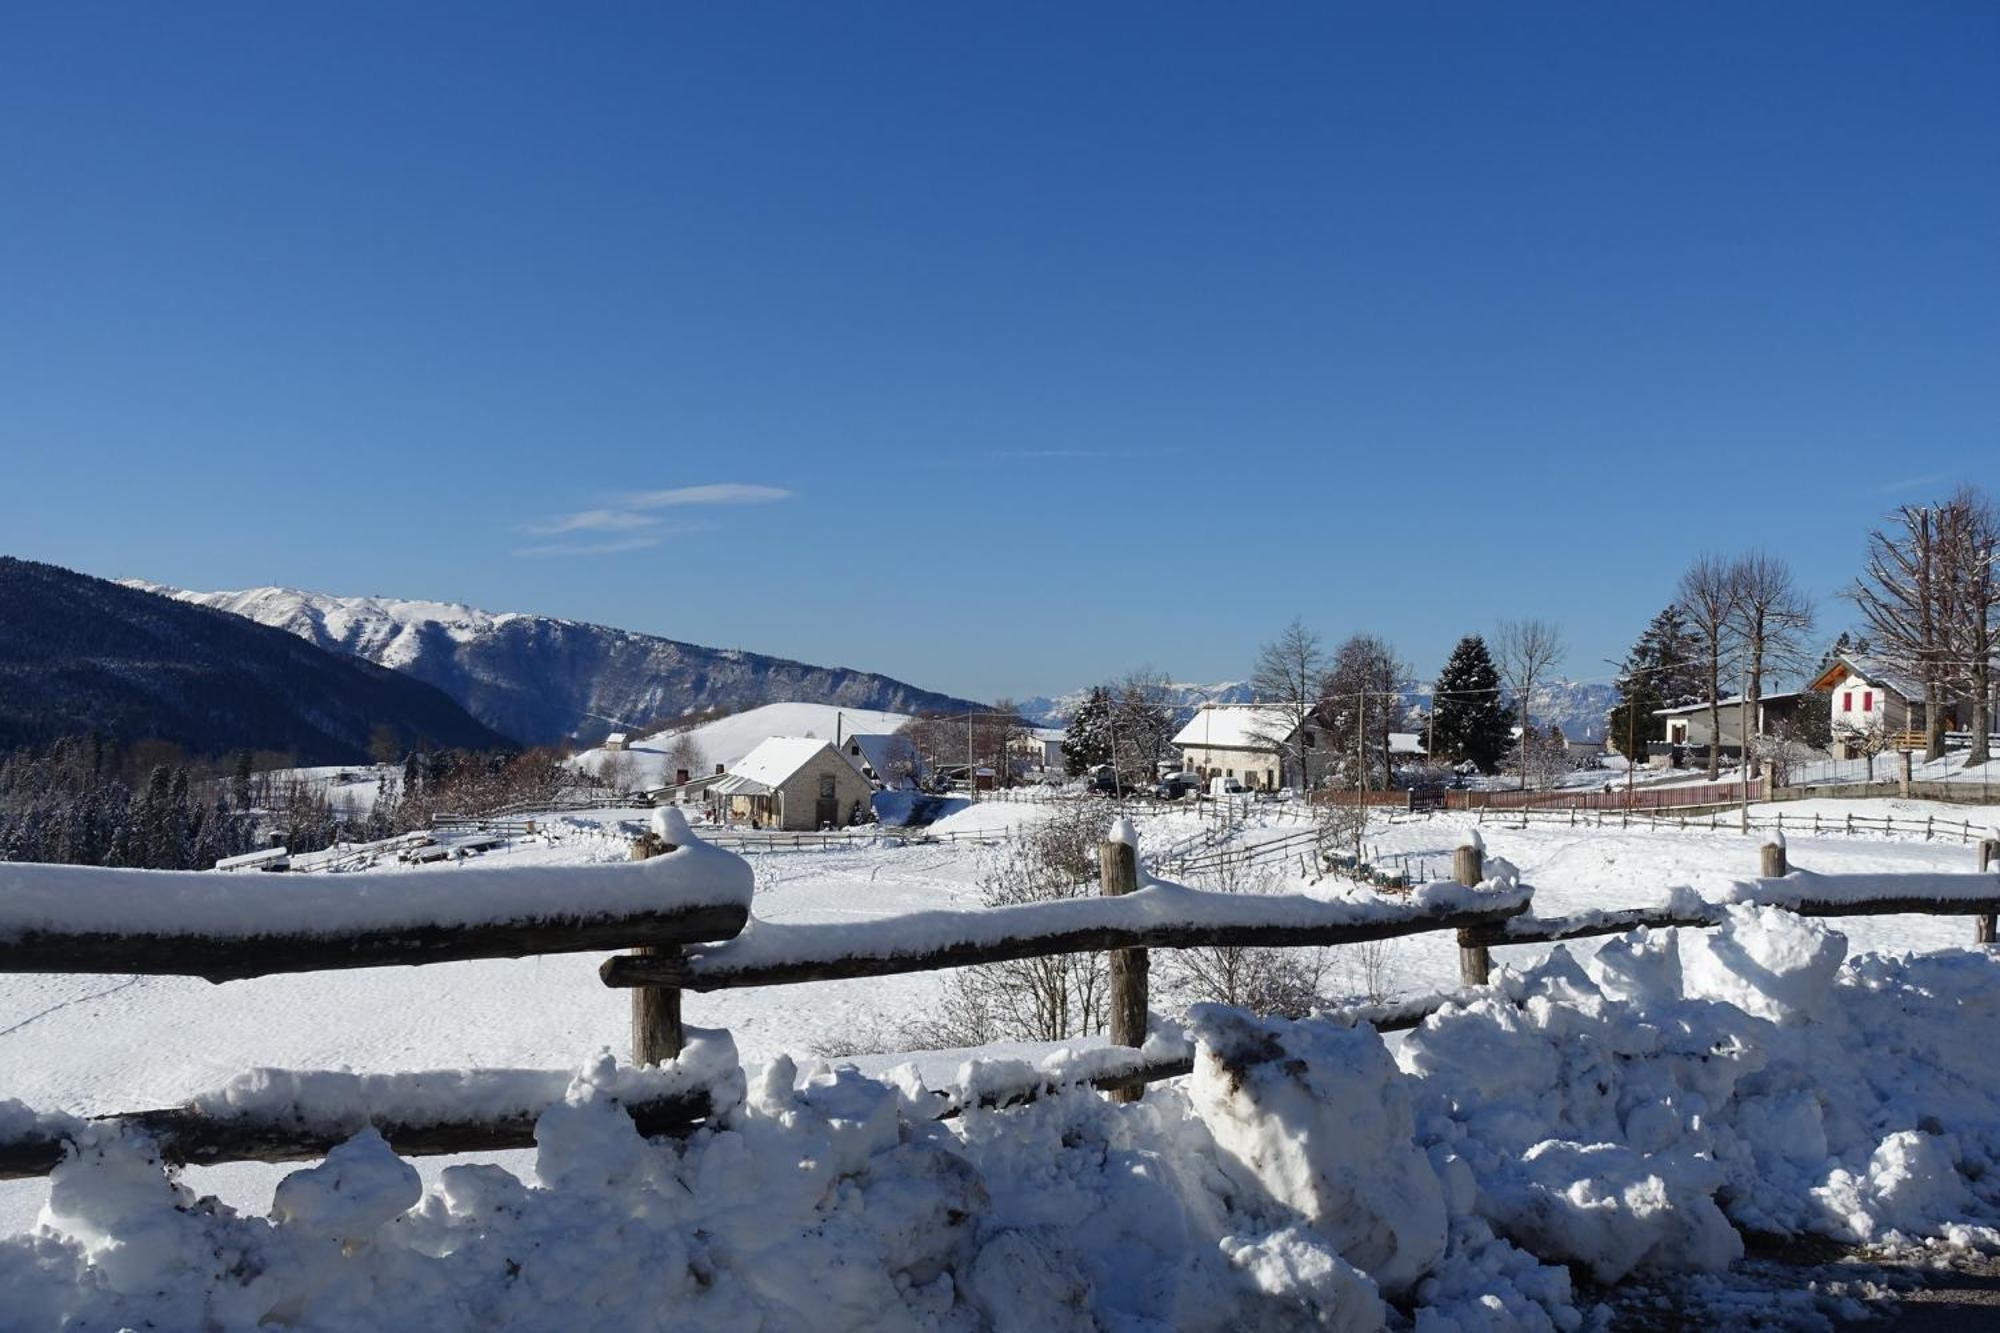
[
  {"left": 572, "top": 701, "right": 913, "bottom": 788},
  {"left": 5, "top": 793, "right": 2000, "bottom": 1326}
]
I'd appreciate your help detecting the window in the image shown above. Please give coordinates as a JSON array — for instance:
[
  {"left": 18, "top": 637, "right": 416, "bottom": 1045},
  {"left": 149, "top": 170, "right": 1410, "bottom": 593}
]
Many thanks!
[
  {"left": 819, "top": 774, "right": 836, "bottom": 798},
  {"left": 1862, "top": 692, "right": 1874, "bottom": 713},
  {"left": 1843, "top": 694, "right": 1853, "bottom": 713},
  {"left": 1303, "top": 731, "right": 1316, "bottom": 749}
]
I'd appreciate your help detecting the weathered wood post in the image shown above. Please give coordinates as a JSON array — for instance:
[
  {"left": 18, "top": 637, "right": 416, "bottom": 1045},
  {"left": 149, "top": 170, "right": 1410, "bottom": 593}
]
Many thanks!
[
  {"left": 629, "top": 809, "right": 687, "bottom": 1064},
  {"left": 1102, "top": 818, "right": 1147, "bottom": 1103},
  {"left": 1759, "top": 830, "right": 1788, "bottom": 879},
  {"left": 1454, "top": 829, "right": 1490, "bottom": 987},
  {"left": 1979, "top": 837, "right": 2000, "bottom": 946},
  {"left": 1899, "top": 750, "right": 1914, "bottom": 798}
]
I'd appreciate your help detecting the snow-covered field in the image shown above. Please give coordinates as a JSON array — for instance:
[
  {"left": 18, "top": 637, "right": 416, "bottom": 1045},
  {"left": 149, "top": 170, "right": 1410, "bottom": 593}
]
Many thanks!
[
  {"left": 4, "top": 794, "right": 2000, "bottom": 1326},
  {"left": 572, "top": 701, "right": 913, "bottom": 788}
]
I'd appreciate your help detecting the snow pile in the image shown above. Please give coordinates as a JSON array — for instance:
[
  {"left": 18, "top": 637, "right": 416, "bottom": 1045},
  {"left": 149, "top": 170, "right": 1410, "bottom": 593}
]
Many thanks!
[
  {"left": 1, "top": 1035, "right": 1576, "bottom": 1329},
  {"left": 1400, "top": 905, "right": 2000, "bottom": 1278}
]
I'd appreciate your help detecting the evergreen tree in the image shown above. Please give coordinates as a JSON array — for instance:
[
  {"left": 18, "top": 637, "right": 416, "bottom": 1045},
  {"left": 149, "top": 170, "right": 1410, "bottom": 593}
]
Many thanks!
[
  {"left": 1061, "top": 687, "right": 1114, "bottom": 776},
  {"left": 1607, "top": 605, "right": 1704, "bottom": 760},
  {"left": 1430, "top": 636, "right": 1513, "bottom": 773}
]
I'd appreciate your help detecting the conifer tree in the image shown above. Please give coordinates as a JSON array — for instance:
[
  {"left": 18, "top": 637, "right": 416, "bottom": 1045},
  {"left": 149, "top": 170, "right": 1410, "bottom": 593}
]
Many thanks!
[
  {"left": 1608, "top": 604, "right": 1704, "bottom": 760},
  {"left": 1061, "top": 687, "right": 1114, "bottom": 776},
  {"left": 1430, "top": 636, "right": 1513, "bottom": 773}
]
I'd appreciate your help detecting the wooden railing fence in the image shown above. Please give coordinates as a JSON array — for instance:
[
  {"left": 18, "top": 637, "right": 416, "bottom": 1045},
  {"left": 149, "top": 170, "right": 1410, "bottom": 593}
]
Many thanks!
[{"left": 4, "top": 825, "right": 1998, "bottom": 1184}]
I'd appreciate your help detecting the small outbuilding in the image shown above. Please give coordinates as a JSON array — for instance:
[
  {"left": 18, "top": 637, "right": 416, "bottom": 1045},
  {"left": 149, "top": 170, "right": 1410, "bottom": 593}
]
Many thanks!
[{"left": 709, "top": 737, "right": 875, "bottom": 830}]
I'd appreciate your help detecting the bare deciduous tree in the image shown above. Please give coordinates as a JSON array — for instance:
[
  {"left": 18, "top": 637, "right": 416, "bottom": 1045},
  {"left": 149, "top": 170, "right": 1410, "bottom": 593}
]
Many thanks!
[
  {"left": 1940, "top": 488, "right": 2000, "bottom": 768},
  {"left": 1852, "top": 505, "right": 1956, "bottom": 761},
  {"left": 1678, "top": 555, "right": 1742, "bottom": 780},
  {"left": 902, "top": 803, "right": 1111, "bottom": 1047},
  {"left": 666, "top": 732, "right": 709, "bottom": 784},
  {"left": 1164, "top": 857, "right": 1337, "bottom": 1018},
  {"left": 1729, "top": 552, "right": 1815, "bottom": 780},
  {"left": 1323, "top": 634, "right": 1406, "bottom": 793},
  {"left": 1494, "top": 618, "right": 1566, "bottom": 789},
  {"left": 1110, "top": 668, "right": 1179, "bottom": 783},
  {"left": 1249, "top": 619, "right": 1333, "bottom": 791}
]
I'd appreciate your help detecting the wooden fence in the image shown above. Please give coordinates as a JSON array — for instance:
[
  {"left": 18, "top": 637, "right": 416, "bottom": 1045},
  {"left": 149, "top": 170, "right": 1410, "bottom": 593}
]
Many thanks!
[
  {"left": 5, "top": 824, "right": 1999, "bottom": 1183},
  {"left": 1476, "top": 803, "right": 1999, "bottom": 845},
  {"left": 1449, "top": 778, "right": 1764, "bottom": 812}
]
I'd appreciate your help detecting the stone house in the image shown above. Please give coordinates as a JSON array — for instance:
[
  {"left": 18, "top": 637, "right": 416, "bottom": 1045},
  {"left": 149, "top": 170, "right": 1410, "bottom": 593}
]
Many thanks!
[{"left": 708, "top": 737, "right": 875, "bottom": 831}]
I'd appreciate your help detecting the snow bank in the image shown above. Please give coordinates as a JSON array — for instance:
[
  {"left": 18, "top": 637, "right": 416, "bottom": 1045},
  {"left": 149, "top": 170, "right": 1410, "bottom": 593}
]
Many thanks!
[
  {"left": 1401, "top": 907, "right": 2000, "bottom": 1275},
  {"left": 0, "top": 827, "right": 751, "bottom": 942}
]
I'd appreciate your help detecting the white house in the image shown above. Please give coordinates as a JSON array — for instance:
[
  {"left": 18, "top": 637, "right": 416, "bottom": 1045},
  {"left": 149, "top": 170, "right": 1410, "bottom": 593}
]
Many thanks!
[
  {"left": 1172, "top": 703, "right": 1321, "bottom": 791},
  {"left": 708, "top": 737, "right": 876, "bottom": 831},
  {"left": 1808, "top": 654, "right": 1936, "bottom": 757}
]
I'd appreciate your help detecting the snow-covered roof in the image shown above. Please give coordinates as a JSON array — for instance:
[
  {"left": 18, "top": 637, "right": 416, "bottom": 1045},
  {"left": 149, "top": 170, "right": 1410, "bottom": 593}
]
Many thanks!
[
  {"left": 1171, "top": 703, "right": 1300, "bottom": 751},
  {"left": 729, "top": 736, "right": 839, "bottom": 790},
  {"left": 842, "top": 733, "right": 924, "bottom": 785},
  {"left": 604, "top": 732, "right": 628, "bottom": 745},
  {"left": 1821, "top": 654, "right": 1926, "bottom": 702},
  {"left": 1388, "top": 732, "right": 1426, "bottom": 755}
]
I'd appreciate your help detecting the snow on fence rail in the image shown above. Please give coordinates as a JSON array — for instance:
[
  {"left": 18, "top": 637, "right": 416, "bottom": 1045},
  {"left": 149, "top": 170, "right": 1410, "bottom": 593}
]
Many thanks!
[
  {"left": 1450, "top": 778, "right": 1762, "bottom": 812},
  {"left": 0, "top": 835, "right": 752, "bottom": 982},
  {"left": 598, "top": 876, "right": 1533, "bottom": 992}
]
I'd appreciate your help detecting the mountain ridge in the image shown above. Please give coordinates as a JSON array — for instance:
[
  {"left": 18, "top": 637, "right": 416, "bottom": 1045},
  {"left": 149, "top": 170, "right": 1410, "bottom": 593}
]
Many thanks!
[
  {"left": 129, "top": 581, "right": 987, "bottom": 748},
  {"left": 1, "top": 559, "right": 513, "bottom": 763}
]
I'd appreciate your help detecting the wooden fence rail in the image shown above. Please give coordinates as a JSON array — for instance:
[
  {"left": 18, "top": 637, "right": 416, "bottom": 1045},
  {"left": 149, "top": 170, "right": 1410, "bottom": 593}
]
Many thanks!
[{"left": 5, "top": 816, "right": 1999, "bottom": 1185}]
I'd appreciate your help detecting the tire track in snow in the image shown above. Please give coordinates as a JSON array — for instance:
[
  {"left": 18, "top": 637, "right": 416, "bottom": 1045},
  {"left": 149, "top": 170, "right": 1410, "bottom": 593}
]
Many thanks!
[{"left": 0, "top": 977, "right": 147, "bottom": 1040}]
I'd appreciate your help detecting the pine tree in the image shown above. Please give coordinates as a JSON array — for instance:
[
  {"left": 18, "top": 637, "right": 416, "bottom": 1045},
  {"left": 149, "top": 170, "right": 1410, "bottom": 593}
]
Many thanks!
[
  {"left": 1608, "top": 604, "right": 1704, "bottom": 760},
  {"left": 1430, "top": 636, "right": 1513, "bottom": 773},
  {"left": 1061, "top": 687, "right": 1114, "bottom": 776}
]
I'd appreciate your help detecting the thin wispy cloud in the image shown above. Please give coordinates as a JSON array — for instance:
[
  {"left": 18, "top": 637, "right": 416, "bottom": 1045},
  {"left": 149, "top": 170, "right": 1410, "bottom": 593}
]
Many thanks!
[
  {"left": 623, "top": 483, "right": 794, "bottom": 507},
  {"left": 515, "top": 481, "right": 793, "bottom": 554},
  {"left": 1880, "top": 470, "right": 1957, "bottom": 496},
  {"left": 511, "top": 536, "right": 664, "bottom": 559},
  {"left": 519, "top": 508, "right": 659, "bottom": 537}
]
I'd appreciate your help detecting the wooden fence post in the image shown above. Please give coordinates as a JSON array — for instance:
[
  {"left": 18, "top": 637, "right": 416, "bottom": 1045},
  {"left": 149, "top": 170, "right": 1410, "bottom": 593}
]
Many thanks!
[
  {"left": 630, "top": 810, "right": 687, "bottom": 1064},
  {"left": 1760, "top": 832, "right": 1788, "bottom": 879},
  {"left": 1102, "top": 820, "right": 1147, "bottom": 1102},
  {"left": 1980, "top": 838, "right": 2000, "bottom": 946},
  {"left": 1454, "top": 831, "right": 1490, "bottom": 987}
]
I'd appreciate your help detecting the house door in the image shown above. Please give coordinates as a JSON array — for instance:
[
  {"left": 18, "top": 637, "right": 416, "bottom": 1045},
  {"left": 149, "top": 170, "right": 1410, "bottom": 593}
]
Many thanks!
[{"left": 815, "top": 774, "right": 839, "bottom": 828}]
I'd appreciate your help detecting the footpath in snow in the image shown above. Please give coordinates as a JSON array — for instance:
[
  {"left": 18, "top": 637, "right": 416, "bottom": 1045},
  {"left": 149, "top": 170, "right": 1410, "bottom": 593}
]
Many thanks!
[{"left": 9, "top": 902, "right": 2000, "bottom": 1329}]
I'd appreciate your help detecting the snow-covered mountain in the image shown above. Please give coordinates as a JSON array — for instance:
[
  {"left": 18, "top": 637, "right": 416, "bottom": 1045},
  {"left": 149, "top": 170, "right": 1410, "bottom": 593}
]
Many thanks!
[
  {"left": 1016, "top": 682, "right": 1255, "bottom": 727},
  {"left": 1023, "top": 677, "right": 1614, "bottom": 741},
  {"left": 124, "top": 583, "right": 984, "bottom": 748}
]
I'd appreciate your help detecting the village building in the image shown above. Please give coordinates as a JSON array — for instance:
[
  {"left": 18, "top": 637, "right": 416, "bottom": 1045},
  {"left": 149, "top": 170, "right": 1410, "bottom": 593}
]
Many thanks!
[
  {"left": 707, "top": 737, "right": 875, "bottom": 831},
  {"left": 1807, "top": 654, "right": 1943, "bottom": 757},
  {"left": 1172, "top": 703, "right": 1320, "bottom": 791},
  {"left": 840, "top": 732, "right": 925, "bottom": 789},
  {"left": 1649, "top": 691, "right": 1806, "bottom": 763}
]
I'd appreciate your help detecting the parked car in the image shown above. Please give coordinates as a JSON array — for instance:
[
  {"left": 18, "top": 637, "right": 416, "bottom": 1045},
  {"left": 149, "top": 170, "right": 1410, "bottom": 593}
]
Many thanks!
[
  {"left": 1208, "top": 775, "right": 1248, "bottom": 797},
  {"left": 1154, "top": 772, "right": 1201, "bottom": 800}
]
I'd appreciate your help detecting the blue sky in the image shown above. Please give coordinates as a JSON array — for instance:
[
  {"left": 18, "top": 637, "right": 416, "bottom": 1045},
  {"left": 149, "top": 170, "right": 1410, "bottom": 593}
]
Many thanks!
[{"left": 2, "top": 3, "right": 1994, "bottom": 702}]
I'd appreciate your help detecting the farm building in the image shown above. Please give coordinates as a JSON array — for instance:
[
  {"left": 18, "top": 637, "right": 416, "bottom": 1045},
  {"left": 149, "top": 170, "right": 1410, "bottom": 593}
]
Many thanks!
[{"left": 708, "top": 737, "right": 875, "bottom": 831}]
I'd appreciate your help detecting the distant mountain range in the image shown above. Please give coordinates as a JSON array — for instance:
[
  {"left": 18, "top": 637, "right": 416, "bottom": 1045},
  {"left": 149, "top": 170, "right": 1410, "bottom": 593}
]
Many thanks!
[
  {"left": 0, "top": 559, "right": 510, "bottom": 763},
  {"left": 128, "top": 582, "right": 986, "bottom": 748},
  {"left": 1021, "top": 677, "right": 1615, "bottom": 741}
]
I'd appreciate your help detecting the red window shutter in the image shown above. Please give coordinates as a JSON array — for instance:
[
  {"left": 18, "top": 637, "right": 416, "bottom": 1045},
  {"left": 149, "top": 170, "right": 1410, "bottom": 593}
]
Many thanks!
[
  {"left": 1863, "top": 692, "right": 1873, "bottom": 713},
  {"left": 1843, "top": 694, "right": 1852, "bottom": 713}
]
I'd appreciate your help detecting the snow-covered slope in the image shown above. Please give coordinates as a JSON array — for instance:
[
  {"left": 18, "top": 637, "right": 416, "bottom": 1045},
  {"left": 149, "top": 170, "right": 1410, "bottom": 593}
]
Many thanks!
[
  {"left": 126, "top": 582, "right": 982, "bottom": 748},
  {"left": 577, "top": 701, "right": 913, "bottom": 787}
]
